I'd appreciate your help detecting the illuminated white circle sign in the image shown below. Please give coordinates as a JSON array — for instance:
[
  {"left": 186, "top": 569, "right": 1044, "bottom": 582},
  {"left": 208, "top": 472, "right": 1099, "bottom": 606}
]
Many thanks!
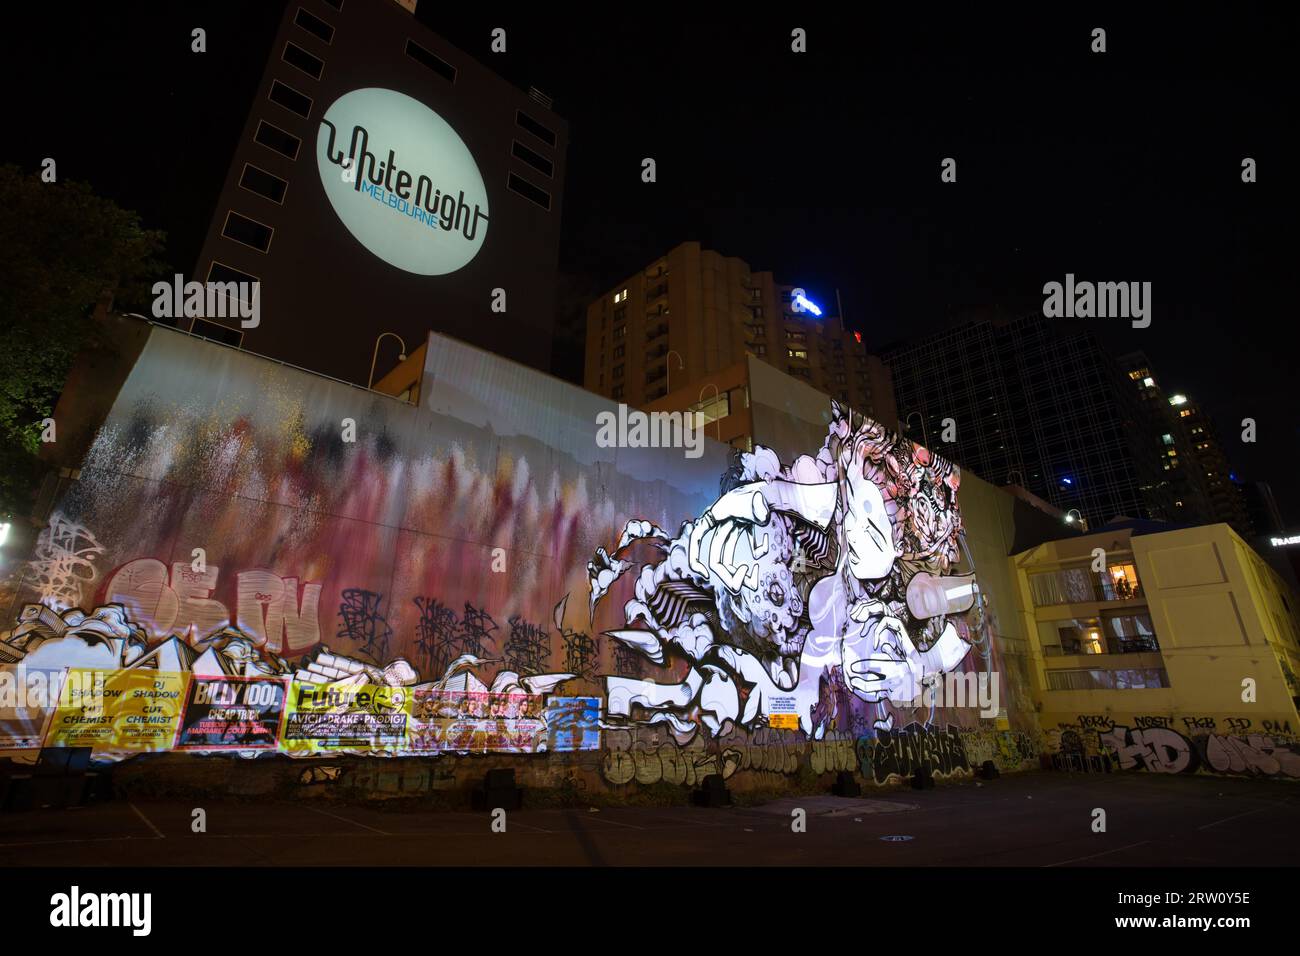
[{"left": 316, "top": 88, "right": 488, "bottom": 275}]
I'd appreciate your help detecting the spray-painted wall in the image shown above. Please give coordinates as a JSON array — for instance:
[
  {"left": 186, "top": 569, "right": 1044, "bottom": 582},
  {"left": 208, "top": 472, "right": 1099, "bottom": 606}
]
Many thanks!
[{"left": 2, "top": 325, "right": 1041, "bottom": 791}]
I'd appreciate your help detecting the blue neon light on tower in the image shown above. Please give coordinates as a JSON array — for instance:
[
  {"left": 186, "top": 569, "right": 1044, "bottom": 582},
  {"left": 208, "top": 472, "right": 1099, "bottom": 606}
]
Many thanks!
[{"left": 790, "top": 287, "right": 823, "bottom": 317}]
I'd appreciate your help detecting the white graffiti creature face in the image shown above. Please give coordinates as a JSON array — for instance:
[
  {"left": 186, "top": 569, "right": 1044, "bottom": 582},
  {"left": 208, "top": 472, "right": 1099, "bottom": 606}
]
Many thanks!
[{"left": 841, "top": 463, "right": 895, "bottom": 581}]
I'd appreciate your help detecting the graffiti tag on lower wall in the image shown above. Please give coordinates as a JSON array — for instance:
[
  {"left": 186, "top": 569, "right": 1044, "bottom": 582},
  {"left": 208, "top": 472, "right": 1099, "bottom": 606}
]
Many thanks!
[
  {"left": 860, "top": 723, "right": 969, "bottom": 784},
  {"left": 1048, "top": 715, "right": 1300, "bottom": 780}
]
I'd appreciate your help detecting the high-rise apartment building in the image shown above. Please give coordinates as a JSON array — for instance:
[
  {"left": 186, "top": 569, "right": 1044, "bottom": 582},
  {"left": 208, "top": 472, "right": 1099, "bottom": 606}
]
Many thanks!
[
  {"left": 583, "top": 241, "right": 895, "bottom": 423},
  {"left": 1117, "top": 351, "right": 1215, "bottom": 526},
  {"left": 188, "top": 0, "right": 568, "bottom": 384},
  {"left": 1166, "top": 392, "right": 1253, "bottom": 536},
  {"left": 883, "top": 314, "right": 1172, "bottom": 528}
]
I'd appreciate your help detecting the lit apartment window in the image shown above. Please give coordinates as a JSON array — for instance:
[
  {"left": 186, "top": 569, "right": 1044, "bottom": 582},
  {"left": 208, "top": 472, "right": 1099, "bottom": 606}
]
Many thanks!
[
  {"left": 788, "top": 348, "right": 808, "bottom": 360},
  {"left": 1161, "top": 433, "right": 1174, "bottom": 445},
  {"left": 1106, "top": 564, "right": 1142, "bottom": 600},
  {"left": 613, "top": 290, "right": 628, "bottom": 304}
]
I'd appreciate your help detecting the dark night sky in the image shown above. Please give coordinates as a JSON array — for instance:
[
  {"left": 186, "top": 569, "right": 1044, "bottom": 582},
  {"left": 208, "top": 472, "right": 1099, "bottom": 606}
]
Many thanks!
[{"left": 5, "top": 3, "right": 1297, "bottom": 522}]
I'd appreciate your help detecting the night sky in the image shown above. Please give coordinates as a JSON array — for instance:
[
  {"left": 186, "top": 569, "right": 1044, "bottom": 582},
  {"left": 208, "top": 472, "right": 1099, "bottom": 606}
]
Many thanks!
[{"left": 6, "top": 3, "right": 1296, "bottom": 522}]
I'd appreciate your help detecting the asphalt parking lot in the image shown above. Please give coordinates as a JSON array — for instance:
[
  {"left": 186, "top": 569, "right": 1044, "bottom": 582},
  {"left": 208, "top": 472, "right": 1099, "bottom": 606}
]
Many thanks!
[{"left": 1, "top": 770, "right": 1296, "bottom": 866}]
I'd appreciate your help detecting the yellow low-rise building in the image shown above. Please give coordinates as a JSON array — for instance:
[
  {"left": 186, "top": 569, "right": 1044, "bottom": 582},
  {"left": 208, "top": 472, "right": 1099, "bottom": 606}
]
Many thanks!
[{"left": 1011, "top": 520, "right": 1300, "bottom": 778}]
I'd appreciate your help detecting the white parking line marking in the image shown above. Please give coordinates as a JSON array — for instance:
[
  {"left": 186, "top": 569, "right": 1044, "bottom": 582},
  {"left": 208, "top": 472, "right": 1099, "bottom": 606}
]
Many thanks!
[
  {"left": 303, "top": 804, "right": 390, "bottom": 835},
  {"left": 129, "top": 802, "right": 165, "bottom": 839},
  {"left": 1043, "top": 840, "right": 1150, "bottom": 867}
]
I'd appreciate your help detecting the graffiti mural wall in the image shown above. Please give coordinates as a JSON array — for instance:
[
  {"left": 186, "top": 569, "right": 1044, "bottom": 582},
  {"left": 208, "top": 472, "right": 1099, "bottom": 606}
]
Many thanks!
[
  {"left": 1, "top": 326, "right": 1037, "bottom": 788},
  {"left": 1044, "top": 712, "right": 1300, "bottom": 780}
]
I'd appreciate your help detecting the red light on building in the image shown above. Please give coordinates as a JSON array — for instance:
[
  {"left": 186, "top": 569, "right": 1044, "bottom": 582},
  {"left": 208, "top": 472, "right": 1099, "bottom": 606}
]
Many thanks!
[{"left": 853, "top": 331, "right": 862, "bottom": 344}]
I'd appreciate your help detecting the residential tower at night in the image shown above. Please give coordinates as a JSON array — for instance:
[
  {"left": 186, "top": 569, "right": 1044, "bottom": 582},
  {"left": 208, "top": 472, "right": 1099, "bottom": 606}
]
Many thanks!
[{"left": 187, "top": 0, "right": 568, "bottom": 384}]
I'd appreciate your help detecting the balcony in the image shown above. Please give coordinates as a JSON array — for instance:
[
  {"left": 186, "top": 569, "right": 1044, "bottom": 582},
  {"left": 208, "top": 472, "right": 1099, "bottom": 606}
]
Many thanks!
[
  {"left": 647, "top": 324, "right": 668, "bottom": 342},
  {"left": 1039, "top": 612, "right": 1161, "bottom": 663},
  {"left": 646, "top": 344, "right": 669, "bottom": 360},
  {"left": 1044, "top": 663, "right": 1170, "bottom": 691},
  {"left": 645, "top": 283, "right": 669, "bottom": 302},
  {"left": 1028, "top": 563, "right": 1145, "bottom": 607},
  {"left": 645, "top": 365, "right": 666, "bottom": 385}
]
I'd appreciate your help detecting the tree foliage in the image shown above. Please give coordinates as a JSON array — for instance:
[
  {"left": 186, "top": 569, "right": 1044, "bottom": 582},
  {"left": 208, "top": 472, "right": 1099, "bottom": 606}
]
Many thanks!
[{"left": 0, "top": 164, "right": 166, "bottom": 518}]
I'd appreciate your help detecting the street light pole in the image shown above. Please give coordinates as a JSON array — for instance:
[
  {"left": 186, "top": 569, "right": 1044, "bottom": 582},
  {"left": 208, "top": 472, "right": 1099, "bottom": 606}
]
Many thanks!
[
  {"left": 903, "top": 410, "right": 929, "bottom": 449},
  {"left": 667, "top": 349, "right": 684, "bottom": 394},
  {"left": 368, "top": 332, "right": 409, "bottom": 390}
]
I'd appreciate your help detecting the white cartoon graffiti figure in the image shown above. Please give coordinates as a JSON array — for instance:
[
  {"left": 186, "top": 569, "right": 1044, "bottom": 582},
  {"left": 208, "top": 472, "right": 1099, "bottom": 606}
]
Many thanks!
[{"left": 589, "top": 402, "right": 989, "bottom": 742}]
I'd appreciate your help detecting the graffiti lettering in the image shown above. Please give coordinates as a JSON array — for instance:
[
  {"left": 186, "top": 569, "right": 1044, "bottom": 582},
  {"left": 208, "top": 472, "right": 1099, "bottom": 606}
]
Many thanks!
[
  {"left": 26, "top": 514, "right": 106, "bottom": 611},
  {"left": 863, "top": 723, "right": 970, "bottom": 784},
  {"left": 232, "top": 571, "right": 321, "bottom": 655},
  {"left": 1133, "top": 715, "right": 1172, "bottom": 729},
  {"left": 1099, "top": 725, "right": 1195, "bottom": 774},
  {"left": 413, "top": 597, "right": 460, "bottom": 676},
  {"left": 1204, "top": 734, "right": 1300, "bottom": 779},
  {"left": 337, "top": 588, "right": 392, "bottom": 660},
  {"left": 1077, "top": 714, "right": 1113, "bottom": 730},
  {"left": 505, "top": 615, "right": 550, "bottom": 676}
]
